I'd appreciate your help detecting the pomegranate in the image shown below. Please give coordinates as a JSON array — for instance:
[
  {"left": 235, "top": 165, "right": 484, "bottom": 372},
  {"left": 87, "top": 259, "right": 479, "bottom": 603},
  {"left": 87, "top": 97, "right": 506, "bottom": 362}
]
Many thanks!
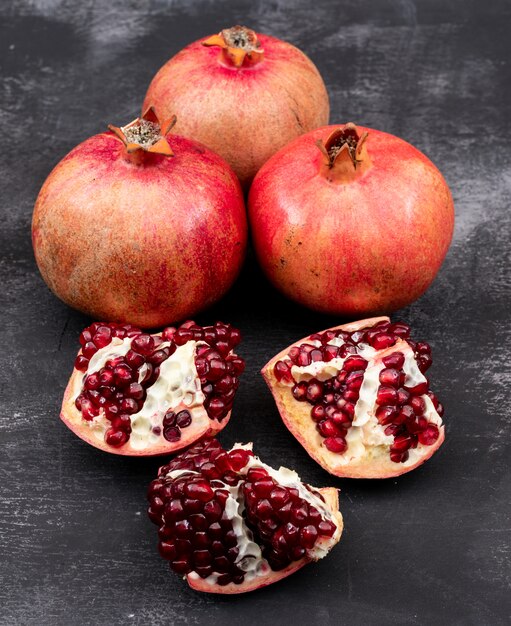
[
  {"left": 248, "top": 123, "right": 454, "bottom": 314},
  {"left": 61, "top": 320, "right": 245, "bottom": 456},
  {"left": 147, "top": 439, "right": 343, "bottom": 593},
  {"left": 32, "top": 107, "right": 247, "bottom": 327},
  {"left": 143, "top": 25, "right": 329, "bottom": 188},
  {"left": 262, "top": 317, "right": 445, "bottom": 478}
]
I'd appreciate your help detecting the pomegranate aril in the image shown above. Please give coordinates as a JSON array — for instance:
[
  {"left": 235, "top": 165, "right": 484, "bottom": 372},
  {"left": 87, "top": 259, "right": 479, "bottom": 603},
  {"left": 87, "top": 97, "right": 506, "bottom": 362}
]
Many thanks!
[
  {"left": 379, "top": 368, "right": 401, "bottom": 387},
  {"left": 120, "top": 398, "right": 138, "bottom": 414},
  {"left": 318, "top": 520, "right": 337, "bottom": 537},
  {"left": 274, "top": 360, "right": 293, "bottom": 383},
  {"left": 164, "top": 427, "right": 181, "bottom": 442},
  {"left": 185, "top": 481, "right": 214, "bottom": 502},
  {"left": 376, "top": 386, "right": 398, "bottom": 405},
  {"left": 406, "top": 381, "right": 429, "bottom": 395},
  {"left": 344, "top": 356, "right": 367, "bottom": 372},
  {"left": 418, "top": 424, "right": 440, "bottom": 445},
  {"left": 126, "top": 382, "right": 144, "bottom": 399},
  {"left": 93, "top": 326, "right": 112, "bottom": 348},
  {"left": 175, "top": 410, "right": 192, "bottom": 428},
  {"left": 306, "top": 381, "right": 323, "bottom": 402},
  {"left": 391, "top": 435, "right": 413, "bottom": 452},
  {"left": 84, "top": 373, "right": 100, "bottom": 390},
  {"left": 410, "top": 396, "right": 426, "bottom": 414},
  {"left": 390, "top": 450, "right": 409, "bottom": 463},
  {"left": 82, "top": 342, "right": 97, "bottom": 359},
  {"left": 324, "top": 437, "right": 347, "bottom": 453},
  {"left": 292, "top": 382, "right": 308, "bottom": 401},
  {"left": 371, "top": 333, "right": 396, "bottom": 350},
  {"left": 105, "top": 429, "right": 128, "bottom": 447},
  {"left": 311, "top": 404, "right": 325, "bottom": 422},
  {"left": 382, "top": 351, "right": 405, "bottom": 368},
  {"left": 131, "top": 334, "right": 155, "bottom": 355},
  {"left": 376, "top": 405, "right": 398, "bottom": 425}
]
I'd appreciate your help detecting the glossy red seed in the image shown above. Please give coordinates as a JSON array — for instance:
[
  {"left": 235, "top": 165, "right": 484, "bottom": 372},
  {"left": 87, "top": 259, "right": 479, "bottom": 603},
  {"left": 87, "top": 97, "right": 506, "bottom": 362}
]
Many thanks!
[
  {"left": 382, "top": 351, "right": 405, "bottom": 368},
  {"left": 105, "top": 429, "right": 128, "bottom": 447},
  {"left": 418, "top": 424, "right": 440, "bottom": 445},
  {"left": 376, "top": 386, "right": 398, "bottom": 405},
  {"left": 163, "top": 427, "right": 181, "bottom": 442},
  {"left": 379, "top": 368, "right": 401, "bottom": 387},
  {"left": 300, "top": 525, "right": 318, "bottom": 549},
  {"left": 324, "top": 437, "right": 347, "bottom": 453},
  {"left": 184, "top": 481, "right": 214, "bottom": 502}
]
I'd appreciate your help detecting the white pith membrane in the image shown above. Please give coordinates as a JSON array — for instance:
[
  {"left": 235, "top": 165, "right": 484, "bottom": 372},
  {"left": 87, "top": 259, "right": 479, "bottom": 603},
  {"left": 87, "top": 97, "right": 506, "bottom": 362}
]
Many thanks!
[
  {"left": 286, "top": 339, "right": 443, "bottom": 467},
  {"left": 167, "top": 444, "right": 342, "bottom": 587},
  {"left": 71, "top": 338, "right": 206, "bottom": 450}
]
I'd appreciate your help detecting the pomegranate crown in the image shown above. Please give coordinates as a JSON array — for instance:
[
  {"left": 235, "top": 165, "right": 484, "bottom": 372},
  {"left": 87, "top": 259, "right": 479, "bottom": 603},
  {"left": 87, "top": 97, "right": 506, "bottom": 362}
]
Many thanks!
[
  {"left": 202, "top": 25, "right": 264, "bottom": 68},
  {"left": 316, "top": 123, "right": 369, "bottom": 171},
  {"left": 108, "top": 106, "right": 177, "bottom": 156}
]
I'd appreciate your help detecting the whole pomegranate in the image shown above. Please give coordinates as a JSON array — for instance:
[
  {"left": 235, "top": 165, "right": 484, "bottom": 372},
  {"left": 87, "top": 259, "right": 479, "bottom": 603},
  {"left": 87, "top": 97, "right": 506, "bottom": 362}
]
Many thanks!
[
  {"left": 147, "top": 439, "right": 343, "bottom": 593},
  {"left": 249, "top": 124, "right": 455, "bottom": 315},
  {"left": 61, "top": 320, "right": 245, "bottom": 455},
  {"left": 32, "top": 108, "right": 247, "bottom": 327},
  {"left": 263, "top": 317, "right": 445, "bottom": 479},
  {"left": 143, "top": 25, "right": 329, "bottom": 188}
]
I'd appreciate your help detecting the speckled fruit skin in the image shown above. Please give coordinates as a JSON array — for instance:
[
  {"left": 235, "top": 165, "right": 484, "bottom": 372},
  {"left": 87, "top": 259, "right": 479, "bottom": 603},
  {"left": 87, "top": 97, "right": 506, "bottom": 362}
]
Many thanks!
[
  {"left": 248, "top": 125, "right": 455, "bottom": 315},
  {"left": 32, "top": 132, "right": 247, "bottom": 327},
  {"left": 143, "top": 33, "right": 329, "bottom": 188}
]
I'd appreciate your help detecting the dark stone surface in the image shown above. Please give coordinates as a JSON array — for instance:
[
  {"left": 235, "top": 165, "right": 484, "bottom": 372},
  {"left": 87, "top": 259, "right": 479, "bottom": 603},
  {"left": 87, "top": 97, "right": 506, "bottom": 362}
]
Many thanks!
[{"left": 1, "top": 1, "right": 510, "bottom": 624}]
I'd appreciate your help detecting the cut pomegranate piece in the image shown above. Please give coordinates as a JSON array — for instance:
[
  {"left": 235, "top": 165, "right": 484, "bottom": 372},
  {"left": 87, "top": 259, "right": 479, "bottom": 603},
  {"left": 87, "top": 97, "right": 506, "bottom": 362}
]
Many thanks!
[
  {"left": 147, "top": 439, "right": 343, "bottom": 594},
  {"left": 61, "top": 321, "right": 244, "bottom": 456},
  {"left": 263, "top": 316, "right": 445, "bottom": 478}
]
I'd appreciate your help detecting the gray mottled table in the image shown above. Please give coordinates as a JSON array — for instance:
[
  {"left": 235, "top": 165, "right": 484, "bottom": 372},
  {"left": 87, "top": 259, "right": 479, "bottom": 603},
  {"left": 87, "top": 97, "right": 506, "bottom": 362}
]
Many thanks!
[{"left": 1, "top": 1, "right": 510, "bottom": 624}]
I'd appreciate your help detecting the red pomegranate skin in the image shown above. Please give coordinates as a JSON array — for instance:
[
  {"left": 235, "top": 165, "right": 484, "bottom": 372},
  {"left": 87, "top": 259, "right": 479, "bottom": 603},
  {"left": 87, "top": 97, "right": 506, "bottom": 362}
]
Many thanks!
[
  {"left": 32, "top": 132, "right": 247, "bottom": 327},
  {"left": 143, "top": 33, "right": 329, "bottom": 188},
  {"left": 248, "top": 125, "right": 455, "bottom": 315}
]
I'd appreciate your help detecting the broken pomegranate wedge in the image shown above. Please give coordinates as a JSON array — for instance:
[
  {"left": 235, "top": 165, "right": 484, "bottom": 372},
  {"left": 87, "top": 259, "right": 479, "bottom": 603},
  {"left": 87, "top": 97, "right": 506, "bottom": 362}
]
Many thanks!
[
  {"left": 147, "top": 439, "right": 342, "bottom": 593},
  {"left": 61, "top": 321, "right": 244, "bottom": 455},
  {"left": 263, "top": 317, "right": 445, "bottom": 478}
]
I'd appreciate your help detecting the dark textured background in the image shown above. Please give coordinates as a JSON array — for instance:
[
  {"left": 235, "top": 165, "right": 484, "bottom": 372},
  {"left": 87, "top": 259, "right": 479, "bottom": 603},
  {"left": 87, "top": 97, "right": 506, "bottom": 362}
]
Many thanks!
[{"left": 1, "top": 1, "right": 510, "bottom": 624}]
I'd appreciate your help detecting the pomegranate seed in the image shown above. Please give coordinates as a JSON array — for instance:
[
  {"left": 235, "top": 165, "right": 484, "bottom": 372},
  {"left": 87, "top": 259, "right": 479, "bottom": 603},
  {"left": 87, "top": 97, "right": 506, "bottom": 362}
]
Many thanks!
[
  {"left": 105, "top": 429, "right": 128, "bottom": 447},
  {"left": 99, "top": 370, "right": 114, "bottom": 386},
  {"left": 371, "top": 333, "right": 397, "bottom": 350},
  {"left": 391, "top": 435, "right": 413, "bottom": 452},
  {"left": 382, "top": 351, "right": 405, "bottom": 368},
  {"left": 344, "top": 356, "right": 367, "bottom": 372},
  {"left": 126, "top": 382, "right": 144, "bottom": 400},
  {"left": 74, "top": 355, "right": 89, "bottom": 371},
  {"left": 114, "top": 365, "right": 132, "bottom": 387},
  {"left": 324, "top": 437, "right": 347, "bottom": 453},
  {"left": 93, "top": 326, "right": 112, "bottom": 348},
  {"left": 120, "top": 398, "right": 138, "bottom": 414},
  {"left": 131, "top": 334, "right": 155, "bottom": 355},
  {"left": 292, "top": 382, "right": 308, "bottom": 401},
  {"left": 84, "top": 373, "right": 100, "bottom": 390},
  {"left": 184, "top": 481, "right": 214, "bottom": 502},
  {"left": 311, "top": 404, "right": 325, "bottom": 422},
  {"left": 206, "top": 397, "right": 227, "bottom": 420},
  {"left": 418, "top": 424, "right": 439, "bottom": 445},
  {"left": 318, "top": 520, "right": 337, "bottom": 537},
  {"left": 163, "top": 427, "right": 181, "bottom": 442},
  {"left": 376, "top": 386, "right": 398, "bottom": 405},
  {"left": 300, "top": 525, "right": 318, "bottom": 549},
  {"left": 306, "top": 381, "right": 323, "bottom": 402},
  {"left": 410, "top": 396, "right": 426, "bottom": 414},
  {"left": 228, "top": 449, "right": 250, "bottom": 471},
  {"left": 390, "top": 450, "right": 409, "bottom": 463},
  {"left": 82, "top": 341, "right": 97, "bottom": 359},
  {"left": 274, "top": 360, "right": 293, "bottom": 383},
  {"left": 176, "top": 410, "right": 192, "bottom": 428},
  {"left": 406, "top": 381, "right": 429, "bottom": 395},
  {"left": 379, "top": 368, "right": 401, "bottom": 387},
  {"left": 322, "top": 345, "right": 339, "bottom": 361},
  {"left": 376, "top": 405, "right": 398, "bottom": 425},
  {"left": 79, "top": 329, "right": 92, "bottom": 347}
]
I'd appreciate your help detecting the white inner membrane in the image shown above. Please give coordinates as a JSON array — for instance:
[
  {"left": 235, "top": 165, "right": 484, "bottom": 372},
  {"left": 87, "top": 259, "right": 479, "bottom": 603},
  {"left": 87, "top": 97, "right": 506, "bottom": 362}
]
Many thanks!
[
  {"left": 73, "top": 338, "right": 205, "bottom": 450},
  {"left": 175, "top": 444, "right": 342, "bottom": 586},
  {"left": 287, "top": 338, "right": 443, "bottom": 466}
]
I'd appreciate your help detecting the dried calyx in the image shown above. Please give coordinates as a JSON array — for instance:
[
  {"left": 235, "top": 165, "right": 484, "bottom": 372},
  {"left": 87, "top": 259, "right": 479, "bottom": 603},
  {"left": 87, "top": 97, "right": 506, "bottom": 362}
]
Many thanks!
[
  {"left": 316, "top": 124, "right": 370, "bottom": 181},
  {"left": 203, "top": 25, "right": 264, "bottom": 68},
  {"left": 108, "top": 106, "right": 176, "bottom": 156}
]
